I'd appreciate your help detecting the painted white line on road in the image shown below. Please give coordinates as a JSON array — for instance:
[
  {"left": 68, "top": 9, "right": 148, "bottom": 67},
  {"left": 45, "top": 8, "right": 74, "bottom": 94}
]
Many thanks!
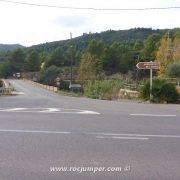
[
  {"left": 0, "top": 129, "right": 180, "bottom": 140},
  {"left": 0, "top": 107, "right": 100, "bottom": 115},
  {"left": 78, "top": 110, "right": 100, "bottom": 115},
  {"left": 0, "top": 108, "right": 27, "bottom": 112},
  {"left": 96, "top": 136, "right": 149, "bottom": 140},
  {"left": 91, "top": 132, "right": 180, "bottom": 139},
  {"left": 40, "top": 108, "right": 60, "bottom": 113},
  {"left": 130, "top": 114, "right": 176, "bottom": 117},
  {"left": 0, "top": 129, "right": 71, "bottom": 135}
]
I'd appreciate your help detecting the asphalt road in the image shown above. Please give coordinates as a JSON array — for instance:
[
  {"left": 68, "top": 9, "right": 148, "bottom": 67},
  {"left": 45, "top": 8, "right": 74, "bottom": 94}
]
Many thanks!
[{"left": 0, "top": 79, "right": 180, "bottom": 180}]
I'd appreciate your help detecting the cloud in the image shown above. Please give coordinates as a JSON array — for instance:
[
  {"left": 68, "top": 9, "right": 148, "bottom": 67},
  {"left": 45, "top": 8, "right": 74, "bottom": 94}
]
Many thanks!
[
  {"left": 53, "top": 15, "right": 91, "bottom": 28},
  {"left": 0, "top": 0, "right": 179, "bottom": 46}
]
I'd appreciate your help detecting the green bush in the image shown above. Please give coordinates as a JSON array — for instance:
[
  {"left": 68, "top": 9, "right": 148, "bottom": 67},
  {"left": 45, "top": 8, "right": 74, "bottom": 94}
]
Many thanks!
[
  {"left": 0, "top": 61, "right": 12, "bottom": 78},
  {"left": 166, "top": 61, "right": 180, "bottom": 78},
  {"left": 59, "top": 80, "right": 70, "bottom": 91},
  {"left": 40, "top": 65, "right": 60, "bottom": 85},
  {"left": 140, "top": 79, "right": 179, "bottom": 103},
  {"left": 0, "top": 80, "right": 3, "bottom": 87},
  {"left": 84, "top": 80, "right": 122, "bottom": 100}
]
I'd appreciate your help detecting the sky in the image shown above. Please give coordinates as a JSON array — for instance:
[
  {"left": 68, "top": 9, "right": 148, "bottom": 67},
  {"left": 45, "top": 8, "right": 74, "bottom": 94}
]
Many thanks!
[{"left": 0, "top": 0, "right": 179, "bottom": 46}]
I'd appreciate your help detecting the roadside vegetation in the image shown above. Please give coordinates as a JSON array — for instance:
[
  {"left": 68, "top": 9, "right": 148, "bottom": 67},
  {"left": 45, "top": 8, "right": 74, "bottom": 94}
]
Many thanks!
[
  {"left": 0, "top": 28, "right": 179, "bottom": 103},
  {"left": 140, "top": 79, "right": 179, "bottom": 103},
  {"left": 84, "top": 80, "right": 123, "bottom": 100},
  {"left": 166, "top": 61, "right": 180, "bottom": 78},
  {"left": 0, "top": 80, "right": 3, "bottom": 87}
]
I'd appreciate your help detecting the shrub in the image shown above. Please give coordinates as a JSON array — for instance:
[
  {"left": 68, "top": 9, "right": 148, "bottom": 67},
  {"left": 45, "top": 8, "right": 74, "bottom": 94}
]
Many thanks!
[
  {"left": 84, "top": 80, "right": 122, "bottom": 100},
  {"left": 0, "top": 61, "right": 12, "bottom": 78},
  {"left": 40, "top": 65, "right": 60, "bottom": 85},
  {"left": 166, "top": 61, "right": 180, "bottom": 78},
  {"left": 140, "top": 79, "right": 179, "bottom": 103},
  {"left": 0, "top": 80, "right": 3, "bottom": 87},
  {"left": 59, "top": 80, "right": 70, "bottom": 91}
]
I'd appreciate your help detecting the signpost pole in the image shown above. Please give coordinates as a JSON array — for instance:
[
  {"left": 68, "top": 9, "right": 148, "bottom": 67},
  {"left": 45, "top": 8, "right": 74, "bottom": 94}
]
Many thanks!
[
  {"left": 136, "top": 61, "right": 159, "bottom": 102},
  {"left": 70, "top": 32, "right": 73, "bottom": 86},
  {"left": 150, "top": 68, "right": 153, "bottom": 101}
]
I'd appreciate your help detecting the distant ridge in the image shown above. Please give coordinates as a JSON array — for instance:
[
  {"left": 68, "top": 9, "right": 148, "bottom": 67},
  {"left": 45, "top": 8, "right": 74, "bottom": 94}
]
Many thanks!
[
  {"left": 0, "top": 44, "right": 24, "bottom": 52},
  {"left": 30, "top": 28, "right": 167, "bottom": 53}
]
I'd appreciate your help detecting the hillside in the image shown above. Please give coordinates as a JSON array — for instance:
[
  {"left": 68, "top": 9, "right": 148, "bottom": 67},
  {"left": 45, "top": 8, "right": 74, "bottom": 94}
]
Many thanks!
[
  {"left": 30, "top": 28, "right": 167, "bottom": 54},
  {"left": 0, "top": 27, "right": 179, "bottom": 81},
  {"left": 0, "top": 44, "right": 24, "bottom": 52}
]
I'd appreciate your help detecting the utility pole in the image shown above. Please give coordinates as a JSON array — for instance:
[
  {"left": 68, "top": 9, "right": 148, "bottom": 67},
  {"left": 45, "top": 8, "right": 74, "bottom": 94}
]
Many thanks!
[
  {"left": 167, "top": 31, "right": 171, "bottom": 60},
  {"left": 70, "top": 32, "right": 73, "bottom": 86},
  {"left": 150, "top": 66, "right": 153, "bottom": 101}
]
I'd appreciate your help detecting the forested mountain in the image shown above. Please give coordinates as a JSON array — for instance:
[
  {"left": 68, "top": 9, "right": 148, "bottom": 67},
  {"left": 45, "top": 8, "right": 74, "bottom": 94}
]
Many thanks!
[
  {"left": 0, "top": 28, "right": 179, "bottom": 81},
  {"left": 30, "top": 28, "right": 167, "bottom": 54},
  {"left": 0, "top": 44, "right": 24, "bottom": 52}
]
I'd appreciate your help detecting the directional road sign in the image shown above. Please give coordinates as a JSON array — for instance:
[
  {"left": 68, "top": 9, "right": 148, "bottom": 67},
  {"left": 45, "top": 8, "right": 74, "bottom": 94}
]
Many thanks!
[{"left": 136, "top": 62, "right": 160, "bottom": 70}]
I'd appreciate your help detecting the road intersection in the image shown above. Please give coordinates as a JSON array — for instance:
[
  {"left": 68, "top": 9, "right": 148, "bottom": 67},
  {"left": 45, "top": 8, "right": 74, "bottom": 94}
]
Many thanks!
[{"left": 0, "top": 80, "right": 179, "bottom": 179}]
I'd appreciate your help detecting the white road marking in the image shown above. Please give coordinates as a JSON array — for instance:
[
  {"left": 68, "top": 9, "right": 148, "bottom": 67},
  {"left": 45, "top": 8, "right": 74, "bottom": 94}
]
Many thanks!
[
  {"left": 78, "top": 110, "right": 100, "bottom": 115},
  {"left": 0, "top": 129, "right": 179, "bottom": 140},
  {"left": 0, "top": 107, "right": 100, "bottom": 115},
  {"left": 0, "top": 108, "right": 27, "bottom": 112},
  {"left": 96, "top": 136, "right": 149, "bottom": 140},
  {"left": 90, "top": 132, "right": 180, "bottom": 139},
  {"left": 40, "top": 108, "right": 60, "bottom": 113},
  {"left": 0, "top": 129, "right": 71, "bottom": 135},
  {"left": 130, "top": 114, "right": 176, "bottom": 117}
]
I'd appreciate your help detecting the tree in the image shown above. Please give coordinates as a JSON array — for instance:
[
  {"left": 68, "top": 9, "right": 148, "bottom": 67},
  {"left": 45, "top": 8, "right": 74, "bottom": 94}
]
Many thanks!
[
  {"left": 156, "top": 34, "right": 173, "bottom": 76},
  {"left": 87, "top": 40, "right": 105, "bottom": 58},
  {"left": 78, "top": 53, "right": 103, "bottom": 84},
  {"left": 103, "top": 42, "right": 122, "bottom": 74},
  {"left": 119, "top": 52, "right": 134, "bottom": 74},
  {"left": 141, "top": 34, "right": 161, "bottom": 61},
  {"left": 166, "top": 61, "right": 180, "bottom": 78},
  {"left": 9, "top": 48, "right": 25, "bottom": 72},
  {"left": 65, "top": 45, "right": 79, "bottom": 66},
  {"left": 133, "top": 40, "right": 144, "bottom": 51},
  {"left": 40, "top": 65, "right": 60, "bottom": 85},
  {"left": 103, "top": 42, "right": 134, "bottom": 74},
  {"left": 45, "top": 47, "right": 66, "bottom": 68},
  {"left": 157, "top": 31, "right": 180, "bottom": 76},
  {"left": 25, "top": 50, "right": 40, "bottom": 72},
  {"left": 0, "top": 61, "right": 12, "bottom": 78},
  {"left": 172, "top": 35, "right": 180, "bottom": 62}
]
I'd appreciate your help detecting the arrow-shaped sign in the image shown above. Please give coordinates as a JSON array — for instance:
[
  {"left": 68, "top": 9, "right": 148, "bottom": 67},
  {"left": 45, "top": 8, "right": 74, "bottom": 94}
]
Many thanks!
[{"left": 136, "top": 61, "right": 160, "bottom": 70}]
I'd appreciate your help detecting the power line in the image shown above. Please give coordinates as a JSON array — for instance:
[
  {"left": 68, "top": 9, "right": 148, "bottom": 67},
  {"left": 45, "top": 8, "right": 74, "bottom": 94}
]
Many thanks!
[{"left": 0, "top": 0, "right": 180, "bottom": 11}]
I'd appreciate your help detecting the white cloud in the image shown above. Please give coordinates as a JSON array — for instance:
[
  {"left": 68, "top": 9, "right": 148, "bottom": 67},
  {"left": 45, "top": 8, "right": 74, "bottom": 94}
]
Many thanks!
[
  {"left": 0, "top": 0, "right": 179, "bottom": 46},
  {"left": 53, "top": 15, "right": 90, "bottom": 28}
]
